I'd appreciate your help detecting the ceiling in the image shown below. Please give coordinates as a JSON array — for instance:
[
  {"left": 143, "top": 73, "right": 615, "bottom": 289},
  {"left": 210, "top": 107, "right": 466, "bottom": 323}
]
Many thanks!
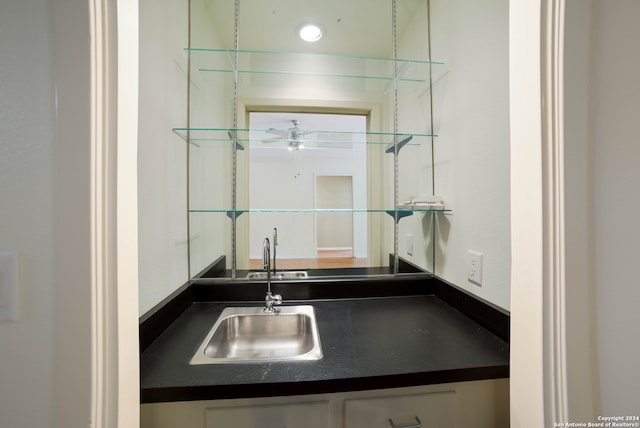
[{"left": 203, "top": 0, "right": 424, "bottom": 58}]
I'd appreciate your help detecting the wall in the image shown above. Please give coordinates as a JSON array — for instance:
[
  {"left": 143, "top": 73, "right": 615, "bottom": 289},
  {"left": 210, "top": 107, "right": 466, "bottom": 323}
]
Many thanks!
[
  {"left": 562, "top": 0, "right": 600, "bottom": 420},
  {"left": 138, "top": 0, "right": 189, "bottom": 315},
  {"left": 394, "top": 0, "right": 436, "bottom": 273},
  {"left": 249, "top": 146, "right": 368, "bottom": 260},
  {"left": 0, "top": 0, "right": 108, "bottom": 426},
  {"left": 187, "top": 0, "right": 233, "bottom": 277},
  {"left": 0, "top": 1, "right": 55, "bottom": 425},
  {"left": 591, "top": 0, "right": 640, "bottom": 415},
  {"left": 430, "top": 0, "right": 511, "bottom": 310}
]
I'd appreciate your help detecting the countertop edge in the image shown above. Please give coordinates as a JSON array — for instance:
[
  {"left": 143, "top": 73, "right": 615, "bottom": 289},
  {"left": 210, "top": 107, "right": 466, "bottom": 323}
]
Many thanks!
[{"left": 140, "top": 365, "right": 509, "bottom": 404}]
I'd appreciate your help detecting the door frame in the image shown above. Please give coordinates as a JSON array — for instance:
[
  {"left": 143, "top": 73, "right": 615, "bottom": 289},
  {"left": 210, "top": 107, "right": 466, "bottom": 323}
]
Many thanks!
[
  {"left": 81, "top": 0, "right": 598, "bottom": 426},
  {"left": 313, "top": 174, "right": 356, "bottom": 257},
  {"left": 242, "top": 104, "right": 380, "bottom": 265},
  {"left": 510, "top": 0, "right": 599, "bottom": 425},
  {"left": 58, "top": 0, "right": 140, "bottom": 426}
]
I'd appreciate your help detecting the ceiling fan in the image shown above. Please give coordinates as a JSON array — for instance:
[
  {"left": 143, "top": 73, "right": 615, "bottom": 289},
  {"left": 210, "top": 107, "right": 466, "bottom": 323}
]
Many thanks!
[{"left": 263, "top": 119, "right": 314, "bottom": 150}]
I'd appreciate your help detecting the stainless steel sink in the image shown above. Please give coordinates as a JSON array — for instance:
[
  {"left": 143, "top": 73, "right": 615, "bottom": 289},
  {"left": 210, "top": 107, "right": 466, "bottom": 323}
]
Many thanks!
[
  {"left": 245, "top": 271, "right": 309, "bottom": 280},
  {"left": 190, "top": 305, "right": 322, "bottom": 365}
]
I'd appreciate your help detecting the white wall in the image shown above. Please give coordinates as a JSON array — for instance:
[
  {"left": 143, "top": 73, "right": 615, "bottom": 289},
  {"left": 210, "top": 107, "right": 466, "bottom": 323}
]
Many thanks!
[
  {"left": 591, "top": 0, "right": 640, "bottom": 415},
  {"left": 138, "top": 0, "right": 189, "bottom": 315},
  {"left": 0, "top": 0, "right": 110, "bottom": 425},
  {"left": 430, "top": 0, "right": 511, "bottom": 310},
  {"left": 394, "top": 0, "right": 438, "bottom": 273},
  {"left": 562, "top": 0, "right": 600, "bottom": 420},
  {"left": 0, "top": 1, "right": 55, "bottom": 425},
  {"left": 249, "top": 148, "right": 368, "bottom": 260},
  {"left": 187, "top": 0, "right": 233, "bottom": 277}
]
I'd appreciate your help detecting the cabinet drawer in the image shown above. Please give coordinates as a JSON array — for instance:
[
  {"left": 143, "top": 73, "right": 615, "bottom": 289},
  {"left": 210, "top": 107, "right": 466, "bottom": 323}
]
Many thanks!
[
  {"left": 344, "top": 391, "right": 456, "bottom": 428},
  {"left": 206, "top": 400, "right": 330, "bottom": 428}
]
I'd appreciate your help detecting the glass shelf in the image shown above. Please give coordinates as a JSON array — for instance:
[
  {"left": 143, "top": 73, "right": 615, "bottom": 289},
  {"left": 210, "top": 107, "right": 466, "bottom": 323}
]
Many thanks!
[
  {"left": 173, "top": 127, "right": 436, "bottom": 152},
  {"left": 186, "top": 48, "right": 445, "bottom": 93},
  {"left": 188, "top": 208, "right": 451, "bottom": 222}
]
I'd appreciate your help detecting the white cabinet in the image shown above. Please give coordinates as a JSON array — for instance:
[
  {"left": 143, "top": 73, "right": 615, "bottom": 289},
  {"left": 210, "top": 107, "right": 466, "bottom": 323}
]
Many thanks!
[
  {"left": 140, "top": 379, "right": 509, "bottom": 428},
  {"left": 205, "top": 401, "right": 331, "bottom": 428},
  {"left": 344, "top": 392, "right": 456, "bottom": 428}
]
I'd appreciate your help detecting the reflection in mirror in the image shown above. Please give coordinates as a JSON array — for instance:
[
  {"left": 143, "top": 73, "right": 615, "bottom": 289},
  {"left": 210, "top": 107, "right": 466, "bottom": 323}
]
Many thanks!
[
  {"left": 246, "top": 112, "right": 369, "bottom": 272},
  {"left": 185, "top": 0, "right": 442, "bottom": 280}
]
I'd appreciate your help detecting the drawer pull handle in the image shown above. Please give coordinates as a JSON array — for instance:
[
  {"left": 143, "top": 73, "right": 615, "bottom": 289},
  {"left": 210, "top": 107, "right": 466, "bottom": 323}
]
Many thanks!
[{"left": 388, "top": 416, "right": 421, "bottom": 428}]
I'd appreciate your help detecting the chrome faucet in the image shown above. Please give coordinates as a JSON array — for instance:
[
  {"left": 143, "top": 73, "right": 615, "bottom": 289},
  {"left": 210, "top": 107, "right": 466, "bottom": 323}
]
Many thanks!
[
  {"left": 272, "top": 227, "right": 279, "bottom": 279},
  {"left": 262, "top": 237, "right": 282, "bottom": 313}
]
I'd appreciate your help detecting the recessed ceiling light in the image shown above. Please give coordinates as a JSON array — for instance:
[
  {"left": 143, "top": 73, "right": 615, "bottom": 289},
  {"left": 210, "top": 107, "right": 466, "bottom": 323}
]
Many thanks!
[{"left": 299, "top": 24, "right": 323, "bottom": 42}]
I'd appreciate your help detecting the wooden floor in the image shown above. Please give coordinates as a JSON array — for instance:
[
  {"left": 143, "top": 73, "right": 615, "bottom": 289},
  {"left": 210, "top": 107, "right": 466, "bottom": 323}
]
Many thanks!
[{"left": 249, "top": 249, "right": 368, "bottom": 270}]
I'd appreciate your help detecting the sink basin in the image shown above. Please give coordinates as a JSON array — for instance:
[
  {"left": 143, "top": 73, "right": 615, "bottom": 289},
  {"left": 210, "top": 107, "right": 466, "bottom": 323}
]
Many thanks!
[
  {"left": 245, "top": 271, "right": 308, "bottom": 280},
  {"left": 190, "top": 305, "right": 322, "bottom": 365}
]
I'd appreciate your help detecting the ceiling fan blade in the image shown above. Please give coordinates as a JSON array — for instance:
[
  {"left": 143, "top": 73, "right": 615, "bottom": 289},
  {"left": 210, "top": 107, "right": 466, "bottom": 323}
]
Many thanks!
[
  {"left": 265, "top": 129, "right": 289, "bottom": 139},
  {"left": 261, "top": 137, "right": 288, "bottom": 144}
]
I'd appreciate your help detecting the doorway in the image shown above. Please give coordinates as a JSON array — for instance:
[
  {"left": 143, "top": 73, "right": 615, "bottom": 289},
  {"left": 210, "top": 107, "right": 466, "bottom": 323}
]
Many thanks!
[
  {"left": 315, "top": 175, "right": 354, "bottom": 258},
  {"left": 247, "top": 111, "right": 368, "bottom": 269}
]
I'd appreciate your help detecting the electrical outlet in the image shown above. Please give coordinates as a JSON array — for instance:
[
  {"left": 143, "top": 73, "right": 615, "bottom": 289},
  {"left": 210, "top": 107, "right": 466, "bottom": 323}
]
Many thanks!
[
  {"left": 467, "top": 250, "right": 483, "bottom": 285},
  {"left": 406, "top": 234, "right": 413, "bottom": 256}
]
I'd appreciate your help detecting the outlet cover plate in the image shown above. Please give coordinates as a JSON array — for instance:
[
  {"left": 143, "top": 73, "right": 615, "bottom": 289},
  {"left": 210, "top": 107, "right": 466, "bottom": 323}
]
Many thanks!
[
  {"left": 467, "top": 250, "right": 483, "bottom": 285},
  {"left": 406, "top": 234, "right": 413, "bottom": 256}
]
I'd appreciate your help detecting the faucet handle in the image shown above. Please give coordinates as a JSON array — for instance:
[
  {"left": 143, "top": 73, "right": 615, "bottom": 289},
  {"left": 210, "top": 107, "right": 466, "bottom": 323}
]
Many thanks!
[
  {"left": 265, "top": 292, "right": 282, "bottom": 305},
  {"left": 264, "top": 292, "right": 282, "bottom": 313},
  {"left": 269, "top": 293, "right": 282, "bottom": 306}
]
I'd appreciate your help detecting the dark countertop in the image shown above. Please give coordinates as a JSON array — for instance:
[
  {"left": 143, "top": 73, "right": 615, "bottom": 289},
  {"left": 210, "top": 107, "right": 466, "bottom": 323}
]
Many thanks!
[{"left": 140, "top": 295, "right": 509, "bottom": 403}]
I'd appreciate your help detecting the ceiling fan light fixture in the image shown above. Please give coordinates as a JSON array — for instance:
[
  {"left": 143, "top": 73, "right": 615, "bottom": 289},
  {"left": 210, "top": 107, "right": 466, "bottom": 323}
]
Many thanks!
[{"left": 299, "top": 23, "right": 323, "bottom": 42}]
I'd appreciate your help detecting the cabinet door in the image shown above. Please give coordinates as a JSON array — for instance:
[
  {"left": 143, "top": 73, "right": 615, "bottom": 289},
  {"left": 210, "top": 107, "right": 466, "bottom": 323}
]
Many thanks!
[
  {"left": 206, "top": 400, "right": 330, "bottom": 428},
  {"left": 344, "top": 391, "right": 456, "bottom": 428}
]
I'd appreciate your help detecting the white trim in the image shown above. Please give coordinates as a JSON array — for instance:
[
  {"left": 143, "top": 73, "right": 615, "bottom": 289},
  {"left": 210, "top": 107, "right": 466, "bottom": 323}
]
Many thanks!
[
  {"left": 509, "top": 0, "right": 545, "bottom": 425},
  {"left": 89, "top": 0, "right": 140, "bottom": 426},
  {"left": 115, "top": 0, "right": 141, "bottom": 426},
  {"left": 541, "top": 0, "right": 569, "bottom": 422},
  {"left": 89, "top": 0, "right": 120, "bottom": 425},
  {"left": 512, "top": 0, "right": 600, "bottom": 424},
  {"left": 89, "top": 0, "right": 108, "bottom": 424},
  {"left": 510, "top": 0, "right": 569, "bottom": 424}
]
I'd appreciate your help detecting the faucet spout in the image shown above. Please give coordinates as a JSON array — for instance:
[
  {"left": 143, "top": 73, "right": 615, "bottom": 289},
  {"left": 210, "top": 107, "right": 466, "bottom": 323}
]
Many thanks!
[
  {"left": 262, "top": 237, "right": 270, "bottom": 274},
  {"left": 272, "top": 227, "right": 278, "bottom": 278},
  {"left": 262, "top": 237, "right": 282, "bottom": 313}
]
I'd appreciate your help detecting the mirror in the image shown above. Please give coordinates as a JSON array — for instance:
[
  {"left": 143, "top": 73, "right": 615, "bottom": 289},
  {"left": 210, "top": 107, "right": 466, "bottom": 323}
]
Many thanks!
[
  {"left": 182, "top": 0, "right": 444, "bottom": 279},
  {"left": 138, "top": 0, "right": 510, "bottom": 314},
  {"left": 247, "top": 111, "right": 369, "bottom": 271}
]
